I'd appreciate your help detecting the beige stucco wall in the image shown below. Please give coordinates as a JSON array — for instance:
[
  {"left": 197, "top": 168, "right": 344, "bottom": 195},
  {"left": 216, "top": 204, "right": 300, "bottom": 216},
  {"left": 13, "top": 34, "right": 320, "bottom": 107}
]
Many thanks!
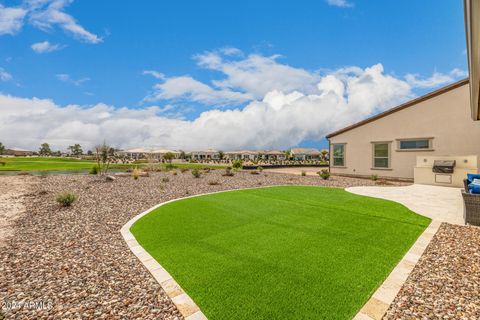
[{"left": 328, "top": 83, "right": 480, "bottom": 180}]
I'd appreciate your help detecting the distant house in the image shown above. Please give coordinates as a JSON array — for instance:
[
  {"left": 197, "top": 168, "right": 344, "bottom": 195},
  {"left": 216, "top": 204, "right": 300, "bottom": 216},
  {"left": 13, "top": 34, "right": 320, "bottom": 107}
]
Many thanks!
[
  {"left": 5, "top": 148, "right": 34, "bottom": 156},
  {"left": 225, "top": 150, "right": 259, "bottom": 161},
  {"left": 290, "top": 148, "right": 321, "bottom": 161},
  {"left": 119, "top": 148, "right": 179, "bottom": 160},
  {"left": 191, "top": 149, "right": 220, "bottom": 160},
  {"left": 259, "top": 150, "right": 286, "bottom": 161}
]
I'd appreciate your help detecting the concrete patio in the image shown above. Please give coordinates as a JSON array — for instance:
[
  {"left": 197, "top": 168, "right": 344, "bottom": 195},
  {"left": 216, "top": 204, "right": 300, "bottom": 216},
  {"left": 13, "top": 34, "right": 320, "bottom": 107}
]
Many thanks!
[{"left": 346, "top": 184, "right": 464, "bottom": 225}]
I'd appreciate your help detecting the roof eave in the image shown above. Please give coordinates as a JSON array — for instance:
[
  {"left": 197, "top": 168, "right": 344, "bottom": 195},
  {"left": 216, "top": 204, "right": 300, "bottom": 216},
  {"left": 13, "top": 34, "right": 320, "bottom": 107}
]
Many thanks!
[{"left": 465, "top": 0, "right": 480, "bottom": 121}]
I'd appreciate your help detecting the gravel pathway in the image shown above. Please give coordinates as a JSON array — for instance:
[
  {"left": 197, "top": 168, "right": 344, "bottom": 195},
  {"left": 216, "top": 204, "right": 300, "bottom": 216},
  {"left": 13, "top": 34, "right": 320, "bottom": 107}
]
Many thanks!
[
  {"left": 384, "top": 223, "right": 480, "bottom": 320},
  {"left": 0, "top": 176, "right": 36, "bottom": 247},
  {"left": 0, "top": 171, "right": 403, "bottom": 319}
]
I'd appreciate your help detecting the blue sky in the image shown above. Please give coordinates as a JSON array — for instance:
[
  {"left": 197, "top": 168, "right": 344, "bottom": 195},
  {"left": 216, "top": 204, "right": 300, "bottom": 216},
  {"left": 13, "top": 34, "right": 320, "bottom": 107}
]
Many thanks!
[{"left": 0, "top": 0, "right": 469, "bottom": 151}]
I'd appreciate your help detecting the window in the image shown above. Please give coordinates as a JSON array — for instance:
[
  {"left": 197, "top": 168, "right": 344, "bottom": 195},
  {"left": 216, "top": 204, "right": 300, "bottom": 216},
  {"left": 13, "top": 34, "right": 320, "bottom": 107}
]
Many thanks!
[
  {"left": 332, "top": 144, "right": 345, "bottom": 167},
  {"left": 373, "top": 143, "right": 389, "bottom": 168},
  {"left": 398, "top": 139, "right": 431, "bottom": 150}
]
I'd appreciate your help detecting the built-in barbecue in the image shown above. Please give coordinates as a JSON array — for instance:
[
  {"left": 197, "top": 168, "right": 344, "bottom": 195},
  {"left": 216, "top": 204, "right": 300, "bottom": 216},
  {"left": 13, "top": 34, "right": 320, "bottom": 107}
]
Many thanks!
[
  {"left": 414, "top": 155, "right": 478, "bottom": 187},
  {"left": 432, "top": 160, "right": 456, "bottom": 174}
]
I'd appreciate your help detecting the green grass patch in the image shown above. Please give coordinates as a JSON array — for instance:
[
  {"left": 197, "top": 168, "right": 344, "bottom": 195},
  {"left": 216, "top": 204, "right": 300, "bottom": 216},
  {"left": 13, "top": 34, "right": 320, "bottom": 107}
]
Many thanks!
[
  {"left": 131, "top": 186, "right": 430, "bottom": 319},
  {"left": 0, "top": 157, "right": 226, "bottom": 172},
  {"left": 0, "top": 157, "right": 130, "bottom": 172}
]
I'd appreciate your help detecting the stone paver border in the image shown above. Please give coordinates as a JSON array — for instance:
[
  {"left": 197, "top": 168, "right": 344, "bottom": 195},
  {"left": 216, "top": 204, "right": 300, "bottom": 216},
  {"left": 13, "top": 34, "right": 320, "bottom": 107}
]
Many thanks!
[
  {"left": 352, "top": 220, "right": 441, "bottom": 320},
  {"left": 121, "top": 194, "right": 213, "bottom": 320},
  {"left": 122, "top": 185, "right": 441, "bottom": 320}
]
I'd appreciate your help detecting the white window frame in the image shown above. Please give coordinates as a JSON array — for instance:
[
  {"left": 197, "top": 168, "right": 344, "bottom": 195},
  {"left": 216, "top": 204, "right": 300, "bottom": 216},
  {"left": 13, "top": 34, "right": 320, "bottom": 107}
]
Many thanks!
[
  {"left": 331, "top": 143, "right": 346, "bottom": 167},
  {"left": 372, "top": 142, "right": 391, "bottom": 170}
]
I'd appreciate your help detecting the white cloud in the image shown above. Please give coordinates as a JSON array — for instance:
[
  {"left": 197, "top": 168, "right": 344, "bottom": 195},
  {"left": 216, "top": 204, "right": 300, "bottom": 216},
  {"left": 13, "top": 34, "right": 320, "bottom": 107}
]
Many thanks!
[
  {"left": 326, "top": 0, "right": 353, "bottom": 8},
  {"left": 28, "top": 0, "right": 102, "bottom": 43},
  {"left": 219, "top": 47, "right": 243, "bottom": 56},
  {"left": 0, "top": 4, "right": 27, "bottom": 35},
  {"left": 450, "top": 68, "right": 468, "bottom": 78},
  {"left": 0, "top": 67, "right": 12, "bottom": 81},
  {"left": 146, "top": 76, "right": 253, "bottom": 106},
  {"left": 0, "top": 63, "right": 416, "bottom": 151},
  {"left": 405, "top": 68, "right": 467, "bottom": 88},
  {"left": 56, "top": 73, "right": 90, "bottom": 86},
  {"left": 31, "top": 40, "right": 64, "bottom": 53},
  {"left": 142, "top": 70, "right": 165, "bottom": 79},
  {"left": 0, "top": 0, "right": 101, "bottom": 43},
  {"left": 146, "top": 50, "right": 321, "bottom": 105},
  {"left": 195, "top": 50, "right": 320, "bottom": 98}
]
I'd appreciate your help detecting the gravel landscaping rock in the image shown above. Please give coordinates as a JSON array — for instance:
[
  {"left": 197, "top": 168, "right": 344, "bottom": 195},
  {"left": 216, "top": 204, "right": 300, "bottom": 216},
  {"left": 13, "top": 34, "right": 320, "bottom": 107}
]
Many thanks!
[
  {"left": 0, "top": 176, "right": 36, "bottom": 247},
  {"left": 384, "top": 223, "right": 480, "bottom": 320},
  {"left": 0, "top": 171, "right": 405, "bottom": 319}
]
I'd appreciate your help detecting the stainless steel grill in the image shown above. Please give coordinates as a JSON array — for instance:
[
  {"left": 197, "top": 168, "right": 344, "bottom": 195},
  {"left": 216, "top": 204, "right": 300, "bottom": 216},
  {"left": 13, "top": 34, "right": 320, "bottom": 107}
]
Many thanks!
[{"left": 432, "top": 160, "right": 456, "bottom": 174}]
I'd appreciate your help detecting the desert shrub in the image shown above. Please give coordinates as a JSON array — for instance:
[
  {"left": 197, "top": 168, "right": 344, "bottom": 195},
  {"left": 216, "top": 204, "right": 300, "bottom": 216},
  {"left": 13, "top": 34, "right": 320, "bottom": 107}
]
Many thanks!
[
  {"left": 162, "top": 177, "right": 170, "bottom": 183},
  {"left": 318, "top": 169, "right": 330, "bottom": 180},
  {"left": 232, "top": 160, "right": 243, "bottom": 170},
  {"left": 208, "top": 180, "right": 220, "bottom": 185},
  {"left": 250, "top": 170, "right": 259, "bottom": 175},
  {"left": 222, "top": 167, "right": 234, "bottom": 177},
  {"left": 132, "top": 167, "right": 142, "bottom": 180},
  {"left": 370, "top": 174, "right": 378, "bottom": 181},
  {"left": 192, "top": 168, "right": 201, "bottom": 178},
  {"left": 180, "top": 168, "right": 189, "bottom": 173},
  {"left": 89, "top": 165, "right": 99, "bottom": 175},
  {"left": 301, "top": 170, "right": 306, "bottom": 176},
  {"left": 56, "top": 192, "right": 77, "bottom": 207},
  {"left": 257, "top": 166, "right": 263, "bottom": 172}
]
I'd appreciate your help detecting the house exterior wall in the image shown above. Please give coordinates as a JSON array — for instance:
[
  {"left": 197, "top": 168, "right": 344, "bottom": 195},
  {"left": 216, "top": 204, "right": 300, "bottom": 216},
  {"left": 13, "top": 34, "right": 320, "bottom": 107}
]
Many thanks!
[
  {"left": 328, "top": 82, "right": 480, "bottom": 180},
  {"left": 5, "top": 149, "right": 33, "bottom": 156}
]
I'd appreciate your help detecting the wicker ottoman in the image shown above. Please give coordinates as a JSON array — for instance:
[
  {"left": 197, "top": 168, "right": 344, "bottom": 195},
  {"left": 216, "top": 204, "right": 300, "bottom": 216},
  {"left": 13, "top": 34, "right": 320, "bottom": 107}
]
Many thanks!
[{"left": 462, "top": 190, "right": 480, "bottom": 226}]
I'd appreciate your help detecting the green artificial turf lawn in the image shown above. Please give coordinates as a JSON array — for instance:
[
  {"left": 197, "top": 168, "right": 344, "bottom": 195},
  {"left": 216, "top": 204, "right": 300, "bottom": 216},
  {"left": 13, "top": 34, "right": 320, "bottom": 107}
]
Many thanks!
[{"left": 131, "top": 186, "right": 430, "bottom": 319}]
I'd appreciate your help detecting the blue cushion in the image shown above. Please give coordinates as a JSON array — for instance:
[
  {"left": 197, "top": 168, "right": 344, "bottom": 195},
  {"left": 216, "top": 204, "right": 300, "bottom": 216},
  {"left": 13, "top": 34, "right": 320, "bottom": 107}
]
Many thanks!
[
  {"left": 470, "top": 183, "right": 480, "bottom": 194},
  {"left": 467, "top": 173, "right": 480, "bottom": 183}
]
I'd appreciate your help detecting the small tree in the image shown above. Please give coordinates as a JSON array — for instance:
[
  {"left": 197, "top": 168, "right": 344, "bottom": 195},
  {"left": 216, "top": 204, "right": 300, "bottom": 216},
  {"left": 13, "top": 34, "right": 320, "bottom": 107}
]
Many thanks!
[
  {"left": 68, "top": 144, "right": 83, "bottom": 156},
  {"left": 179, "top": 150, "right": 186, "bottom": 160},
  {"left": 0, "top": 142, "right": 5, "bottom": 155},
  {"left": 95, "top": 142, "right": 113, "bottom": 176},
  {"left": 232, "top": 160, "right": 243, "bottom": 170},
  {"left": 218, "top": 150, "right": 224, "bottom": 160},
  {"left": 284, "top": 150, "right": 292, "bottom": 160},
  {"left": 39, "top": 143, "right": 52, "bottom": 156},
  {"left": 163, "top": 152, "right": 175, "bottom": 163},
  {"left": 318, "top": 169, "right": 330, "bottom": 180},
  {"left": 320, "top": 150, "right": 329, "bottom": 162}
]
